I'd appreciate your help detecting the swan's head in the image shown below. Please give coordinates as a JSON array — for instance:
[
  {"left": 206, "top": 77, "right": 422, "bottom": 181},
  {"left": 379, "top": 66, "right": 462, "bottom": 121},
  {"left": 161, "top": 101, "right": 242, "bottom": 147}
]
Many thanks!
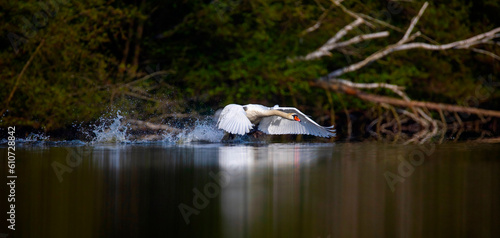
[{"left": 289, "top": 113, "right": 301, "bottom": 122}]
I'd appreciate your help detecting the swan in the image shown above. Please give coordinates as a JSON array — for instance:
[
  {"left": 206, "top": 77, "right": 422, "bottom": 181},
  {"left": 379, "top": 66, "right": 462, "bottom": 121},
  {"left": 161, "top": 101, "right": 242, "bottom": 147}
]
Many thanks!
[{"left": 216, "top": 104, "right": 335, "bottom": 138}]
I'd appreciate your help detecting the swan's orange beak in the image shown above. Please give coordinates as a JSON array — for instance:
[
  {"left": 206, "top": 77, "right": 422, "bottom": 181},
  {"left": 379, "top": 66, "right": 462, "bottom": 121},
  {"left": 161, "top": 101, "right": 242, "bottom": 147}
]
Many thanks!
[{"left": 293, "top": 115, "right": 301, "bottom": 122}]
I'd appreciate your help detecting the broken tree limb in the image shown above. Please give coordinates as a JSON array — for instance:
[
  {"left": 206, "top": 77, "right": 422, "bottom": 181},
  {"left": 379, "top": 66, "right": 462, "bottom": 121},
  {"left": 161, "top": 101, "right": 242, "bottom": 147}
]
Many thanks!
[{"left": 312, "top": 80, "right": 500, "bottom": 118}]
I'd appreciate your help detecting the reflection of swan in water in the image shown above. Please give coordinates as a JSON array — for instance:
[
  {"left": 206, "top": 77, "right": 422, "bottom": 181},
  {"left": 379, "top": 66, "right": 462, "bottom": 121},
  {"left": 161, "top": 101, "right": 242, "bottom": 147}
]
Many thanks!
[
  {"left": 217, "top": 144, "right": 335, "bottom": 237},
  {"left": 216, "top": 104, "right": 335, "bottom": 138}
]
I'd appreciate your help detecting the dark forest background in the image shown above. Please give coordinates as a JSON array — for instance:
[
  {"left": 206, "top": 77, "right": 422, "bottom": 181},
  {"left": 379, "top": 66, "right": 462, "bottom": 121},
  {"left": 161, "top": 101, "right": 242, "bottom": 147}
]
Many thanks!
[{"left": 1, "top": 0, "right": 499, "bottom": 135}]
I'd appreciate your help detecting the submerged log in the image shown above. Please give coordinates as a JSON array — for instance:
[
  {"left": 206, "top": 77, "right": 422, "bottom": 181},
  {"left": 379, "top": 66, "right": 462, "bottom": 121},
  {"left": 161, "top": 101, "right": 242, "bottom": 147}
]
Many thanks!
[{"left": 126, "top": 119, "right": 182, "bottom": 133}]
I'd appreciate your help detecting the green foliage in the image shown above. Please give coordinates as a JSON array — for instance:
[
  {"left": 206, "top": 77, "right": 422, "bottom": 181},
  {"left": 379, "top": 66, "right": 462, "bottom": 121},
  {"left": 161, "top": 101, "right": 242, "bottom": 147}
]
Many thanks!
[{"left": 1, "top": 0, "right": 499, "bottom": 130}]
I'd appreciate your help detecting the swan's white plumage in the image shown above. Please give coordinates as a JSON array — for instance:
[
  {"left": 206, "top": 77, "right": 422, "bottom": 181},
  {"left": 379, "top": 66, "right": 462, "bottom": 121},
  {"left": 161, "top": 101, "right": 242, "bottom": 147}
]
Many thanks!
[
  {"left": 217, "top": 104, "right": 253, "bottom": 135},
  {"left": 217, "top": 104, "right": 335, "bottom": 137},
  {"left": 258, "top": 107, "right": 334, "bottom": 137}
]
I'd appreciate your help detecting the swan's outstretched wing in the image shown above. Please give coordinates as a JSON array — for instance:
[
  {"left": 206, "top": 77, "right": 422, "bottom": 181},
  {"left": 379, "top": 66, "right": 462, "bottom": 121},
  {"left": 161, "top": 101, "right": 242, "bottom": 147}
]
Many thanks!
[
  {"left": 217, "top": 104, "right": 253, "bottom": 135},
  {"left": 258, "top": 107, "right": 335, "bottom": 138}
]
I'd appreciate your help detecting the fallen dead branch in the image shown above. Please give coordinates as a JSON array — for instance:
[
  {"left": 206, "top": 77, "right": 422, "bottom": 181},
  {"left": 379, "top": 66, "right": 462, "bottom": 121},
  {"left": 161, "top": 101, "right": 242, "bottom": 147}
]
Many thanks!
[
  {"left": 296, "top": 1, "right": 500, "bottom": 141},
  {"left": 312, "top": 79, "right": 500, "bottom": 142},
  {"left": 313, "top": 80, "right": 500, "bottom": 118}
]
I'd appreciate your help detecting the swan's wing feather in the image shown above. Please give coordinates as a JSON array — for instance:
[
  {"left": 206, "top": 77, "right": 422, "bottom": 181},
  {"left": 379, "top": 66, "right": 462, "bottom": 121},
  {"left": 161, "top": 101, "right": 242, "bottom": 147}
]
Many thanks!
[
  {"left": 217, "top": 104, "right": 253, "bottom": 135},
  {"left": 258, "top": 107, "right": 335, "bottom": 138}
]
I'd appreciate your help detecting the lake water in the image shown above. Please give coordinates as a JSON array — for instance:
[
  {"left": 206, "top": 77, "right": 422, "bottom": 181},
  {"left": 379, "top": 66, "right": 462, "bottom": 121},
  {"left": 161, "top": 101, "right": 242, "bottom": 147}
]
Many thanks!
[{"left": 1, "top": 140, "right": 499, "bottom": 237}]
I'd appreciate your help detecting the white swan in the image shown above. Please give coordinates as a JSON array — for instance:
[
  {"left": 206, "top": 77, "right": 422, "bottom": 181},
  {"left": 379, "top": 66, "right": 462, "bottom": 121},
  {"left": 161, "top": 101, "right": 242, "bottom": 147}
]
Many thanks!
[{"left": 216, "top": 104, "right": 335, "bottom": 138}]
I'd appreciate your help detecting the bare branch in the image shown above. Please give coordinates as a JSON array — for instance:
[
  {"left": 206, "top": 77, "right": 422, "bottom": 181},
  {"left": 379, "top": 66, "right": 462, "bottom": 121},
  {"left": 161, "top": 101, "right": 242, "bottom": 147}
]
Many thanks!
[
  {"left": 323, "top": 2, "right": 500, "bottom": 78},
  {"left": 296, "top": 18, "right": 366, "bottom": 61},
  {"left": 399, "top": 109, "right": 428, "bottom": 127},
  {"left": 331, "top": 0, "right": 375, "bottom": 28},
  {"left": 327, "top": 31, "right": 421, "bottom": 78},
  {"left": 358, "top": 13, "right": 403, "bottom": 32},
  {"left": 302, "top": 4, "right": 336, "bottom": 35},
  {"left": 332, "top": 31, "right": 390, "bottom": 49},
  {"left": 301, "top": 31, "right": 389, "bottom": 61},
  {"left": 324, "top": 2, "right": 431, "bottom": 78},
  {"left": 328, "top": 26, "right": 500, "bottom": 78},
  {"left": 313, "top": 80, "right": 500, "bottom": 118},
  {"left": 395, "top": 27, "right": 500, "bottom": 51},
  {"left": 330, "top": 78, "right": 409, "bottom": 100},
  {"left": 400, "top": 2, "right": 428, "bottom": 43},
  {"left": 327, "top": 18, "right": 364, "bottom": 45},
  {"left": 470, "top": 48, "right": 500, "bottom": 60}
]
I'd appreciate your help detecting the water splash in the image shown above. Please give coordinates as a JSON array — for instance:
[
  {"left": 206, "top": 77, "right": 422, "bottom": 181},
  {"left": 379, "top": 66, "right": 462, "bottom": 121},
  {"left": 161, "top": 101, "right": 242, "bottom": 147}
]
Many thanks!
[
  {"left": 87, "top": 112, "right": 224, "bottom": 144},
  {"left": 163, "top": 119, "right": 224, "bottom": 143},
  {"left": 1, "top": 112, "right": 228, "bottom": 145},
  {"left": 0, "top": 132, "right": 86, "bottom": 146},
  {"left": 0, "top": 132, "right": 51, "bottom": 145},
  {"left": 90, "top": 111, "right": 130, "bottom": 143},
  {"left": 23, "top": 132, "right": 51, "bottom": 142}
]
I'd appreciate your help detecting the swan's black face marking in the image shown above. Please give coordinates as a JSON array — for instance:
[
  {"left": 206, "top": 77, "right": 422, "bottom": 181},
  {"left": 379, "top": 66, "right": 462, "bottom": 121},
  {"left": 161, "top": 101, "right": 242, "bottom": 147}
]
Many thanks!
[{"left": 292, "top": 114, "right": 301, "bottom": 122}]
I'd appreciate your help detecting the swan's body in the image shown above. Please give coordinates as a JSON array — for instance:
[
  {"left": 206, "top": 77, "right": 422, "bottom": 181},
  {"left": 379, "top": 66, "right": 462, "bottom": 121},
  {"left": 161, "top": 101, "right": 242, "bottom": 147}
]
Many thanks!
[{"left": 217, "top": 104, "right": 335, "bottom": 138}]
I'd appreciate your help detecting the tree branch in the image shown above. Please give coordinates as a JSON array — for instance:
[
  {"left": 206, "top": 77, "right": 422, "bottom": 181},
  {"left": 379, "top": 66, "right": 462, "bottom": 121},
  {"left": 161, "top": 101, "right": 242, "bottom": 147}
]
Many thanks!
[
  {"left": 2, "top": 39, "right": 45, "bottom": 116},
  {"left": 312, "top": 80, "right": 500, "bottom": 118},
  {"left": 331, "top": 0, "right": 375, "bottom": 28},
  {"left": 329, "top": 79, "right": 409, "bottom": 100},
  {"left": 393, "top": 27, "right": 500, "bottom": 51},
  {"left": 297, "top": 18, "right": 391, "bottom": 61},
  {"left": 327, "top": 25, "right": 500, "bottom": 78},
  {"left": 326, "top": 31, "right": 421, "bottom": 78},
  {"left": 301, "top": 3, "right": 336, "bottom": 35},
  {"left": 322, "top": 0, "right": 500, "bottom": 79},
  {"left": 299, "top": 31, "right": 390, "bottom": 61},
  {"left": 400, "top": 2, "right": 428, "bottom": 43}
]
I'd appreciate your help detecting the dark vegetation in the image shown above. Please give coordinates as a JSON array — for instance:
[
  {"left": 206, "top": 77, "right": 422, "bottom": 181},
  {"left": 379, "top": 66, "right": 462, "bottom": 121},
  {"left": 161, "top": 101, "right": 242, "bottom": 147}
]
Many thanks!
[{"left": 1, "top": 0, "right": 499, "bottom": 140}]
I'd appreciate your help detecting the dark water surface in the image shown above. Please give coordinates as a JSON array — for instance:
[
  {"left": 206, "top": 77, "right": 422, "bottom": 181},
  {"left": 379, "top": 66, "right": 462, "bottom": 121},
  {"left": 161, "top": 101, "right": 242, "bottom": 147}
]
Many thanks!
[{"left": 1, "top": 142, "right": 499, "bottom": 237}]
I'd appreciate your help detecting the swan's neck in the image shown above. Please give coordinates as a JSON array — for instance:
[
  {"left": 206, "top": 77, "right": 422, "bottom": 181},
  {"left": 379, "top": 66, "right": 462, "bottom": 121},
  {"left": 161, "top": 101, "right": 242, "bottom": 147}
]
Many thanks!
[
  {"left": 266, "top": 109, "right": 290, "bottom": 119},
  {"left": 246, "top": 108, "right": 291, "bottom": 124}
]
